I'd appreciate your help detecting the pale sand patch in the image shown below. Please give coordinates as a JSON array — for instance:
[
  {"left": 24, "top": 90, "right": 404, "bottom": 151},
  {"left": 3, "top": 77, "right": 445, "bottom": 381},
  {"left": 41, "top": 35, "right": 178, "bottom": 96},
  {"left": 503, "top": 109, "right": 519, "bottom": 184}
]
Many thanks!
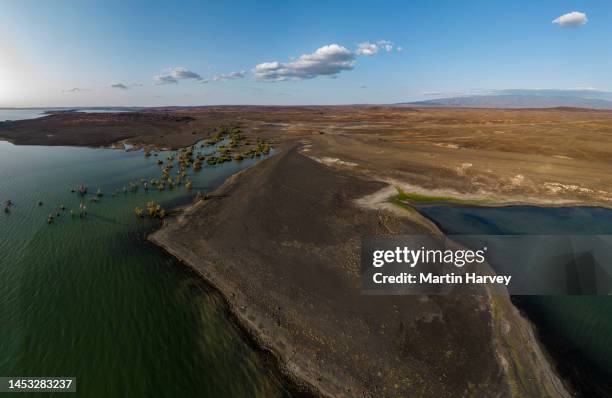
[
  {"left": 298, "top": 140, "right": 312, "bottom": 153},
  {"left": 456, "top": 162, "right": 473, "bottom": 175},
  {"left": 544, "top": 182, "right": 594, "bottom": 194},
  {"left": 510, "top": 174, "right": 524, "bottom": 186},
  {"left": 354, "top": 184, "right": 441, "bottom": 233},
  {"left": 543, "top": 182, "right": 612, "bottom": 202},
  {"left": 433, "top": 142, "right": 460, "bottom": 149},
  {"left": 310, "top": 156, "right": 358, "bottom": 168}
]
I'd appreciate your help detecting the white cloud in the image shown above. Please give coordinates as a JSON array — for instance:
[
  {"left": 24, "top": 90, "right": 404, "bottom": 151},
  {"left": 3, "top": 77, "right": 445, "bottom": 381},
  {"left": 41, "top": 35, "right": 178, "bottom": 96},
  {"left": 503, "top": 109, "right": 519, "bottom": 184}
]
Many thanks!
[
  {"left": 110, "top": 83, "right": 128, "bottom": 89},
  {"left": 377, "top": 40, "right": 394, "bottom": 52},
  {"left": 356, "top": 40, "right": 397, "bottom": 56},
  {"left": 154, "top": 67, "right": 204, "bottom": 84},
  {"left": 553, "top": 11, "right": 588, "bottom": 27},
  {"left": 356, "top": 42, "right": 378, "bottom": 56},
  {"left": 253, "top": 44, "right": 355, "bottom": 81},
  {"left": 213, "top": 71, "right": 245, "bottom": 81}
]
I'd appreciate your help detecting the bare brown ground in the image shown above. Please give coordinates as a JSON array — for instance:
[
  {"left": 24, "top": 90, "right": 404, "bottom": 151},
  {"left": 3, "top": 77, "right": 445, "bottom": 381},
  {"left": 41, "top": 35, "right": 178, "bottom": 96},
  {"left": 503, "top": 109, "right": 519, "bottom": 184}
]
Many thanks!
[
  {"left": 150, "top": 145, "right": 571, "bottom": 397},
  {"left": 243, "top": 106, "right": 612, "bottom": 207}
]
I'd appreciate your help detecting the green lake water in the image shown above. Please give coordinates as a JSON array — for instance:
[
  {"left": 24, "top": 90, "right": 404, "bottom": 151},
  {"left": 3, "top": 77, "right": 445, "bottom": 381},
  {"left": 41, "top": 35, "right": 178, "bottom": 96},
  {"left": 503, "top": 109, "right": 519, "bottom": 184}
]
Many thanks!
[
  {"left": 417, "top": 205, "right": 612, "bottom": 397},
  {"left": 0, "top": 140, "right": 290, "bottom": 397}
]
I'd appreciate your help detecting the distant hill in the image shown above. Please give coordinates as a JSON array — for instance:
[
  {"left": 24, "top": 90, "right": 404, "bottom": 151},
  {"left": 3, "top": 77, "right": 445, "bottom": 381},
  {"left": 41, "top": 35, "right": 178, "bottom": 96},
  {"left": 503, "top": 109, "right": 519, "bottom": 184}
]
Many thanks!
[
  {"left": 398, "top": 95, "right": 612, "bottom": 109},
  {"left": 400, "top": 94, "right": 612, "bottom": 110}
]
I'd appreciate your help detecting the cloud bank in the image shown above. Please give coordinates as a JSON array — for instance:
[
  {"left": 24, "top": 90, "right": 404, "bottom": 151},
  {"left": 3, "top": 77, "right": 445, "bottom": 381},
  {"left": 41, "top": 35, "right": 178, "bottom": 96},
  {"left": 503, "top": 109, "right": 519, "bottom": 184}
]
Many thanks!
[
  {"left": 146, "top": 41, "right": 398, "bottom": 85},
  {"left": 253, "top": 44, "right": 355, "bottom": 81},
  {"left": 553, "top": 11, "right": 588, "bottom": 27}
]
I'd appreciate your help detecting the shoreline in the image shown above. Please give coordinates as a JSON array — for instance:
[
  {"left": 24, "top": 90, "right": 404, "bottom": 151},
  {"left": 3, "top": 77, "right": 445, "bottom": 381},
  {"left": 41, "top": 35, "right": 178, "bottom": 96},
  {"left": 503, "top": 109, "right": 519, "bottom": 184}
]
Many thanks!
[
  {"left": 389, "top": 191, "right": 610, "bottom": 397},
  {"left": 0, "top": 137, "right": 299, "bottom": 396},
  {"left": 148, "top": 157, "right": 339, "bottom": 397},
  {"left": 149, "top": 229, "right": 322, "bottom": 396},
  {"left": 374, "top": 183, "right": 610, "bottom": 396},
  {"left": 370, "top": 179, "right": 612, "bottom": 210},
  {"left": 356, "top": 182, "right": 576, "bottom": 397},
  {"left": 149, "top": 144, "right": 572, "bottom": 397},
  {"left": 147, "top": 223, "right": 316, "bottom": 397}
]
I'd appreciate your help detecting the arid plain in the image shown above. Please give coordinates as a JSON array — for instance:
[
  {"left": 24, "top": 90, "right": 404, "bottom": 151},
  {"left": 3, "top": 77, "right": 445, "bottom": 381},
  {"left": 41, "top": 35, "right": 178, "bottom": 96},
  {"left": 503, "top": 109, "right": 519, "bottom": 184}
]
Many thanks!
[{"left": 5, "top": 106, "right": 610, "bottom": 206}]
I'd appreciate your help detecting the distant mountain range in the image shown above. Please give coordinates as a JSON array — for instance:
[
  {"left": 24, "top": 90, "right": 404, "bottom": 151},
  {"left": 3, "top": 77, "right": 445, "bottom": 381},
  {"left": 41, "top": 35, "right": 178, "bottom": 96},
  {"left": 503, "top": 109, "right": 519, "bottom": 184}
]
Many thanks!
[{"left": 399, "top": 89, "right": 612, "bottom": 110}]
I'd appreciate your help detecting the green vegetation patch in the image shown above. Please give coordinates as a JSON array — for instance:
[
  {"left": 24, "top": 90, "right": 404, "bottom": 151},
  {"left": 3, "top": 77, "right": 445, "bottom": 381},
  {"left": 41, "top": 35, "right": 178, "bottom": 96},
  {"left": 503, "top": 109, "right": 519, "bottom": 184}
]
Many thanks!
[{"left": 390, "top": 187, "right": 489, "bottom": 207}]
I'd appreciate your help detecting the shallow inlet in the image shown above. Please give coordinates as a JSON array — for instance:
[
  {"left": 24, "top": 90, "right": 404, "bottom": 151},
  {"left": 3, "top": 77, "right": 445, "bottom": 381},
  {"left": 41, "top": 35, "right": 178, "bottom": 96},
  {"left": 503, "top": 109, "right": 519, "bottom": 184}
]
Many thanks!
[
  {"left": 0, "top": 140, "right": 290, "bottom": 397},
  {"left": 417, "top": 205, "right": 612, "bottom": 397}
]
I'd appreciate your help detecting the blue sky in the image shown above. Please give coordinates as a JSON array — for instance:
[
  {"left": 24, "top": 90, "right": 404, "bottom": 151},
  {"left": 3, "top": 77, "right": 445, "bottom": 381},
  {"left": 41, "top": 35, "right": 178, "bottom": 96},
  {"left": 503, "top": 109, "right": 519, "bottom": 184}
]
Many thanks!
[{"left": 0, "top": 0, "right": 610, "bottom": 107}]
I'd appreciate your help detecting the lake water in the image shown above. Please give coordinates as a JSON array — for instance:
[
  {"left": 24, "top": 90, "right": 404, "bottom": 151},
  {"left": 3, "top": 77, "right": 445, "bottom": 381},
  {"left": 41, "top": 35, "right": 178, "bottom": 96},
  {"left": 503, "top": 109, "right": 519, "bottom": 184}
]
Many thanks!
[
  {"left": 0, "top": 140, "right": 290, "bottom": 397},
  {"left": 0, "top": 108, "right": 132, "bottom": 122},
  {"left": 0, "top": 109, "right": 47, "bottom": 122},
  {"left": 418, "top": 205, "right": 612, "bottom": 396}
]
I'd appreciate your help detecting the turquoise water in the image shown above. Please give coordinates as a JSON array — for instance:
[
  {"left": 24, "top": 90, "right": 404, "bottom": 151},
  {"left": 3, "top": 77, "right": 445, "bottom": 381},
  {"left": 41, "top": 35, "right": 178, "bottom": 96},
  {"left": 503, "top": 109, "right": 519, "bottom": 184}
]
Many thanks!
[
  {"left": 0, "top": 140, "right": 289, "bottom": 397},
  {"left": 418, "top": 205, "right": 612, "bottom": 396}
]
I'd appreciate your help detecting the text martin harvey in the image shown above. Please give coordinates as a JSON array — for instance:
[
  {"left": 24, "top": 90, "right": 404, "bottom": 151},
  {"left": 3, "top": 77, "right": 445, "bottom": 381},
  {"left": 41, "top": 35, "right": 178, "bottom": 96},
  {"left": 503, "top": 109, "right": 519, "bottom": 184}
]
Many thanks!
[{"left": 372, "top": 272, "right": 512, "bottom": 286}]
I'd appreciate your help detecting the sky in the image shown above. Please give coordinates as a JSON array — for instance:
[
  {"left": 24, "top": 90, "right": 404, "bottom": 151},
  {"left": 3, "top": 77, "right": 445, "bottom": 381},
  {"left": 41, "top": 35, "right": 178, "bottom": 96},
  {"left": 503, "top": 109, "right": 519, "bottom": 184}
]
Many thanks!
[{"left": 0, "top": 0, "right": 610, "bottom": 107}]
